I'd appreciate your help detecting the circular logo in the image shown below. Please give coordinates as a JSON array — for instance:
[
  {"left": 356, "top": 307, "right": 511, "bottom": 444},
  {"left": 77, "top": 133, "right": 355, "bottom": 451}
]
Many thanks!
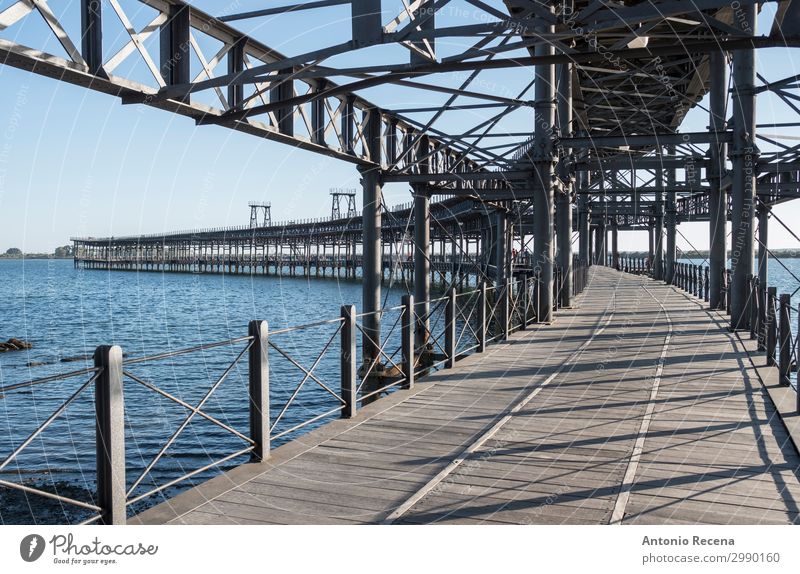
[{"left": 19, "top": 534, "right": 45, "bottom": 562}]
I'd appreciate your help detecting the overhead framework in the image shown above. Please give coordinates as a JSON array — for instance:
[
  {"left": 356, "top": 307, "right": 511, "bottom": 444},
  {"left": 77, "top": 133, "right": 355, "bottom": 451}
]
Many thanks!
[{"left": 4, "top": 0, "right": 800, "bottom": 363}]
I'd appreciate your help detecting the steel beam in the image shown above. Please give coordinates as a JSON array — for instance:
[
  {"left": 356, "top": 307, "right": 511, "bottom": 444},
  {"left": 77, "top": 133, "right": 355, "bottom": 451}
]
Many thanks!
[
  {"left": 413, "top": 185, "right": 430, "bottom": 346},
  {"left": 729, "top": 5, "right": 757, "bottom": 331},
  {"left": 665, "top": 145, "right": 677, "bottom": 284},
  {"left": 531, "top": 6, "right": 555, "bottom": 322},
  {"left": 708, "top": 50, "right": 728, "bottom": 309},
  {"left": 561, "top": 131, "right": 732, "bottom": 148},
  {"left": 653, "top": 164, "right": 665, "bottom": 280},
  {"left": 577, "top": 134, "right": 591, "bottom": 268},
  {"left": 758, "top": 202, "right": 769, "bottom": 286},
  {"left": 160, "top": 4, "right": 191, "bottom": 89},
  {"left": 556, "top": 61, "right": 573, "bottom": 307},
  {"left": 594, "top": 223, "right": 605, "bottom": 265},
  {"left": 495, "top": 211, "right": 507, "bottom": 288},
  {"left": 80, "top": 0, "right": 103, "bottom": 75},
  {"left": 360, "top": 108, "right": 383, "bottom": 373}
]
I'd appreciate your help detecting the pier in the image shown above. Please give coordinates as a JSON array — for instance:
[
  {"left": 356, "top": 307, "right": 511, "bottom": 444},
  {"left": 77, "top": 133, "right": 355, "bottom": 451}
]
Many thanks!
[{"left": 1, "top": 0, "right": 800, "bottom": 527}]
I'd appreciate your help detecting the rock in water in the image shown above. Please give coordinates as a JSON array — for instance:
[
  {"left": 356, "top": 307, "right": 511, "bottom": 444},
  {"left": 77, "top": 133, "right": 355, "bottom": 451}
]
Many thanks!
[{"left": 0, "top": 338, "right": 33, "bottom": 352}]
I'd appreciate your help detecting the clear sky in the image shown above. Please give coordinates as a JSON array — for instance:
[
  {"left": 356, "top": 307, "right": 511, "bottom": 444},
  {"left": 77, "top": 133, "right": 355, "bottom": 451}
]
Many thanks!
[{"left": 0, "top": 0, "right": 798, "bottom": 254}]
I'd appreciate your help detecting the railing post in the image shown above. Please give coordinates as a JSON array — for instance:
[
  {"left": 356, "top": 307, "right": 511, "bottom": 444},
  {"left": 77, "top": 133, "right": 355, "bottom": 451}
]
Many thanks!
[
  {"left": 779, "top": 293, "right": 791, "bottom": 386},
  {"left": 478, "top": 281, "right": 487, "bottom": 353},
  {"left": 758, "top": 281, "right": 767, "bottom": 351},
  {"left": 248, "top": 320, "right": 270, "bottom": 460},
  {"left": 401, "top": 294, "right": 415, "bottom": 389},
  {"left": 501, "top": 279, "right": 510, "bottom": 339},
  {"left": 93, "top": 344, "right": 126, "bottom": 525},
  {"left": 726, "top": 270, "right": 732, "bottom": 315},
  {"left": 522, "top": 275, "right": 531, "bottom": 328},
  {"left": 340, "top": 306, "right": 357, "bottom": 417},
  {"left": 704, "top": 267, "right": 710, "bottom": 302},
  {"left": 445, "top": 287, "right": 457, "bottom": 367},
  {"left": 749, "top": 276, "right": 758, "bottom": 340},
  {"left": 767, "top": 287, "right": 777, "bottom": 366},
  {"left": 797, "top": 308, "right": 800, "bottom": 412}
]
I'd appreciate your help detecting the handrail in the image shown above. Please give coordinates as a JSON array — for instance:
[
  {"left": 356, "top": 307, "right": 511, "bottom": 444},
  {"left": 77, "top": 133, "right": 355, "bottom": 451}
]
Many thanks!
[{"left": 4, "top": 260, "right": 593, "bottom": 525}]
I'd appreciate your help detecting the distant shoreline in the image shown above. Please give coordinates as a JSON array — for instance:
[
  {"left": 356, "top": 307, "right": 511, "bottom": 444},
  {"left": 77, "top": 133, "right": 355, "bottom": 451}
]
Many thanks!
[{"left": 0, "top": 255, "right": 73, "bottom": 260}]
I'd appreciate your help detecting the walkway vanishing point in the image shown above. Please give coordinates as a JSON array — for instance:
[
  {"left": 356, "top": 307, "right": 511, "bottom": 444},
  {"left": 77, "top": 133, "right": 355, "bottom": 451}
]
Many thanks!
[{"left": 133, "top": 267, "right": 800, "bottom": 525}]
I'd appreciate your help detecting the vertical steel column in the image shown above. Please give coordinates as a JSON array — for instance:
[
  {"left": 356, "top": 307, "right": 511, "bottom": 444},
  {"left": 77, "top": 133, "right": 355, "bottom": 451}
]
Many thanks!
[
  {"left": 729, "top": 5, "right": 757, "bottom": 331},
  {"left": 654, "top": 165, "right": 665, "bottom": 280},
  {"left": 227, "top": 38, "right": 245, "bottom": 109},
  {"left": 495, "top": 211, "right": 507, "bottom": 288},
  {"left": 758, "top": 202, "right": 769, "bottom": 288},
  {"left": 352, "top": 0, "right": 382, "bottom": 46},
  {"left": 413, "top": 181, "right": 430, "bottom": 348},
  {"left": 665, "top": 145, "right": 677, "bottom": 284},
  {"left": 160, "top": 4, "right": 191, "bottom": 90},
  {"left": 709, "top": 50, "right": 729, "bottom": 309},
  {"left": 611, "top": 223, "right": 619, "bottom": 270},
  {"left": 410, "top": 0, "right": 435, "bottom": 64},
  {"left": 495, "top": 211, "right": 509, "bottom": 331},
  {"left": 556, "top": 61, "right": 573, "bottom": 307},
  {"left": 577, "top": 141, "right": 591, "bottom": 269},
  {"left": 594, "top": 223, "right": 604, "bottom": 266},
  {"left": 94, "top": 345, "right": 125, "bottom": 525},
  {"left": 359, "top": 108, "right": 383, "bottom": 371},
  {"left": 81, "top": 0, "right": 103, "bottom": 75},
  {"left": 532, "top": 6, "right": 555, "bottom": 322}
]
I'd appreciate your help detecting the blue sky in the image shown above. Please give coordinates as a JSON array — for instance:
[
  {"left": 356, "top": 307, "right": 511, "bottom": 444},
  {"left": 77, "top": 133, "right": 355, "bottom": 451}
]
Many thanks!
[{"left": 0, "top": 0, "right": 798, "bottom": 253}]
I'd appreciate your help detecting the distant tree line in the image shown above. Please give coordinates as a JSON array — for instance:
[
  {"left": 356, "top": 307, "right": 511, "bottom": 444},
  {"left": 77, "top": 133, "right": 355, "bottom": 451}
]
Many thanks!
[{"left": 1, "top": 245, "right": 73, "bottom": 258}]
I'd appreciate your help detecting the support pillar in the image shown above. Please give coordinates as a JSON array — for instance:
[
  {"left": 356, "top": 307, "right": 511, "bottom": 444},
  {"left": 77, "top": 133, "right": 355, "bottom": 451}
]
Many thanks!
[
  {"left": 81, "top": 0, "right": 103, "bottom": 75},
  {"left": 556, "top": 61, "right": 573, "bottom": 307},
  {"left": 529, "top": 6, "right": 556, "bottom": 322},
  {"left": 611, "top": 223, "right": 619, "bottom": 270},
  {"left": 665, "top": 145, "right": 677, "bottom": 284},
  {"left": 729, "top": 5, "right": 757, "bottom": 331},
  {"left": 413, "top": 185, "right": 430, "bottom": 347},
  {"left": 593, "top": 223, "right": 605, "bottom": 266},
  {"left": 757, "top": 202, "right": 769, "bottom": 287},
  {"left": 359, "top": 107, "right": 383, "bottom": 379},
  {"left": 708, "top": 50, "right": 728, "bottom": 309},
  {"left": 654, "top": 168, "right": 665, "bottom": 280},
  {"left": 495, "top": 211, "right": 507, "bottom": 287},
  {"left": 577, "top": 154, "right": 591, "bottom": 268}
]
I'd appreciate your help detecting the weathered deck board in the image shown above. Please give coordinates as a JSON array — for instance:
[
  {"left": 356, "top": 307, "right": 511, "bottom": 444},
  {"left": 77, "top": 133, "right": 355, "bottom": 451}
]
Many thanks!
[{"left": 132, "top": 267, "right": 800, "bottom": 525}]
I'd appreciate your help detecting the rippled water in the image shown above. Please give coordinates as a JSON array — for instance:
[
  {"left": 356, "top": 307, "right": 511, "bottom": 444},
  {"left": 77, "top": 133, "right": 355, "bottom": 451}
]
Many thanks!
[{"left": 0, "top": 259, "right": 420, "bottom": 523}]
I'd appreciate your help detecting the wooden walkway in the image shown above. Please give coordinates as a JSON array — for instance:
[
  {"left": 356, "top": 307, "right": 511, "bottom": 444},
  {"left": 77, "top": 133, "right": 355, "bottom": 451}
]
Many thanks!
[{"left": 133, "top": 267, "right": 800, "bottom": 525}]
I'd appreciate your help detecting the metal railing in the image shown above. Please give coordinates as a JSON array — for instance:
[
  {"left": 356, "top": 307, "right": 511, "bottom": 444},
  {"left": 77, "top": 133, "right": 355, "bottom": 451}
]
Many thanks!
[
  {"left": 654, "top": 261, "right": 799, "bottom": 413},
  {"left": 3, "top": 260, "right": 592, "bottom": 525},
  {"left": 620, "top": 256, "right": 651, "bottom": 275},
  {"left": 0, "top": 366, "right": 107, "bottom": 525}
]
